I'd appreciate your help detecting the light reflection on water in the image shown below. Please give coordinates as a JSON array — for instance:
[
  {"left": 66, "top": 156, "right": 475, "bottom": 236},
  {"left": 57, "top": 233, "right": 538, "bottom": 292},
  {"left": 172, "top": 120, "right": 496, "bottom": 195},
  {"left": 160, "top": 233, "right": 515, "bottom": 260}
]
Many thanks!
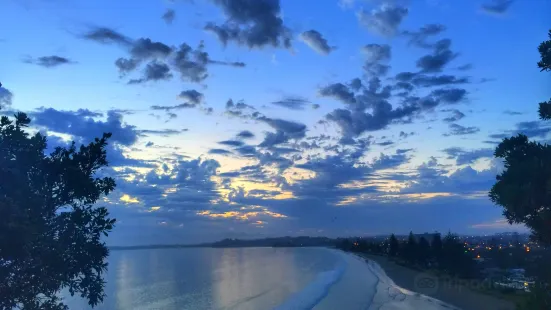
[{"left": 62, "top": 247, "right": 338, "bottom": 310}]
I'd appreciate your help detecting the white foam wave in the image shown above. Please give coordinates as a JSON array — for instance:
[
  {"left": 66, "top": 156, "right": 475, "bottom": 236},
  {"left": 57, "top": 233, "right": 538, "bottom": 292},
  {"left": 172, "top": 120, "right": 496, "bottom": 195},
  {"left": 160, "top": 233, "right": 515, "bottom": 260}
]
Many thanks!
[
  {"left": 272, "top": 259, "right": 347, "bottom": 310},
  {"left": 365, "top": 259, "right": 461, "bottom": 310}
]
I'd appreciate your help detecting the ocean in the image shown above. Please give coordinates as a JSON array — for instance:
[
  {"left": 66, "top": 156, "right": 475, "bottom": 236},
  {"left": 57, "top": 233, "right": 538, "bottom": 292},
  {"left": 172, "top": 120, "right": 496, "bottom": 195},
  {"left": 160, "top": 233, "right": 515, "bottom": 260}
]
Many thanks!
[{"left": 63, "top": 247, "right": 457, "bottom": 310}]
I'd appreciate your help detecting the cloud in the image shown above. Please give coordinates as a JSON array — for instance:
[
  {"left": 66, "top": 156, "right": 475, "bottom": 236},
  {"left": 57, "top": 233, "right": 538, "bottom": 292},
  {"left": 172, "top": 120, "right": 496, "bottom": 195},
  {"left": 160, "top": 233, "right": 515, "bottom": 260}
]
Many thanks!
[
  {"left": 442, "top": 147, "right": 494, "bottom": 165},
  {"left": 444, "top": 123, "right": 480, "bottom": 136},
  {"left": 416, "top": 39, "right": 458, "bottom": 73},
  {"left": 179, "top": 89, "right": 204, "bottom": 105},
  {"left": 503, "top": 110, "right": 523, "bottom": 115},
  {"left": 442, "top": 109, "right": 466, "bottom": 122},
  {"left": 300, "top": 30, "right": 335, "bottom": 55},
  {"left": 115, "top": 58, "right": 140, "bottom": 75},
  {"left": 218, "top": 140, "right": 244, "bottom": 147},
  {"left": 481, "top": 0, "right": 514, "bottom": 14},
  {"left": 138, "top": 129, "right": 187, "bottom": 136},
  {"left": 162, "top": 9, "right": 176, "bottom": 24},
  {"left": 431, "top": 88, "right": 468, "bottom": 104},
  {"left": 151, "top": 103, "right": 198, "bottom": 111},
  {"left": 82, "top": 27, "right": 132, "bottom": 45},
  {"left": 402, "top": 73, "right": 469, "bottom": 87},
  {"left": 209, "top": 148, "right": 232, "bottom": 155},
  {"left": 205, "top": 0, "right": 291, "bottom": 49},
  {"left": 371, "top": 151, "right": 409, "bottom": 170},
  {"left": 0, "top": 85, "right": 13, "bottom": 108},
  {"left": 27, "top": 108, "right": 139, "bottom": 146},
  {"left": 237, "top": 130, "right": 255, "bottom": 139},
  {"left": 24, "top": 55, "right": 73, "bottom": 68},
  {"left": 271, "top": 97, "right": 310, "bottom": 110},
  {"left": 257, "top": 117, "right": 307, "bottom": 140},
  {"left": 128, "top": 61, "right": 173, "bottom": 84},
  {"left": 362, "top": 44, "right": 392, "bottom": 77},
  {"left": 402, "top": 24, "right": 446, "bottom": 48},
  {"left": 357, "top": 4, "right": 408, "bottom": 37},
  {"left": 83, "top": 28, "right": 244, "bottom": 85}
]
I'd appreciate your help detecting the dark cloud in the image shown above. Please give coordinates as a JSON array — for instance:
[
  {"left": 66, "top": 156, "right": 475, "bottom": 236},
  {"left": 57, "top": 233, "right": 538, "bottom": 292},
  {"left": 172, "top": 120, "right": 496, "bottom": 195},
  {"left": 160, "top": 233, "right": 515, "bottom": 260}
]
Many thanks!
[
  {"left": 257, "top": 117, "right": 307, "bottom": 140},
  {"left": 442, "top": 147, "right": 494, "bottom": 165},
  {"left": 128, "top": 61, "right": 172, "bottom": 84},
  {"left": 162, "top": 9, "right": 176, "bottom": 24},
  {"left": 138, "top": 129, "right": 187, "bottom": 136},
  {"left": 24, "top": 55, "right": 73, "bottom": 68},
  {"left": 82, "top": 27, "right": 132, "bottom": 46},
  {"left": 259, "top": 130, "right": 288, "bottom": 148},
  {"left": 130, "top": 38, "right": 173, "bottom": 60},
  {"left": 237, "top": 130, "right": 255, "bottom": 139},
  {"left": 171, "top": 42, "right": 209, "bottom": 83},
  {"left": 362, "top": 44, "right": 392, "bottom": 77},
  {"left": 357, "top": 4, "right": 408, "bottom": 37},
  {"left": 503, "top": 110, "right": 523, "bottom": 115},
  {"left": 225, "top": 99, "right": 258, "bottom": 118},
  {"left": 411, "top": 74, "right": 469, "bottom": 87},
  {"left": 218, "top": 140, "right": 244, "bottom": 147},
  {"left": 115, "top": 58, "right": 140, "bottom": 75},
  {"left": 481, "top": 0, "right": 514, "bottom": 14},
  {"left": 205, "top": 0, "right": 291, "bottom": 49},
  {"left": 151, "top": 103, "right": 198, "bottom": 111},
  {"left": 28, "top": 108, "right": 138, "bottom": 146},
  {"left": 431, "top": 88, "right": 467, "bottom": 104},
  {"left": 319, "top": 83, "right": 356, "bottom": 105},
  {"left": 235, "top": 145, "right": 257, "bottom": 157},
  {"left": 376, "top": 140, "right": 394, "bottom": 146},
  {"left": 209, "top": 60, "right": 247, "bottom": 67},
  {"left": 514, "top": 121, "right": 551, "bottom": 138},
  {"left": 416, "top": 39, "right": 458, "bottom": 73},
  {"left": 457, "top": 64, "right": 473, "bottom": 71},
  {"left": 0, "top": 86, "right": 13, "bottom": 108},
  {"left": 371, "top": 151, "right": 409, "bottom": 170},
  {"left": 442, "top": 109, "right": 466, "bottom": 122},
  {"left": 443, "top": 123, "right": 480, "bottom": 136},
  {"left": 399, "top": 131, "right": 415, "bottom": 139},
  {"left": 208, "top": 148, "right": 232, "bottom": 155},
  {"left": 402, "top": 24, "right": 446, "bottom": 48},
  {"left": 271, "top": 96, "right": 310, "bottom": 110},
  {"left": 300, "top": 30, "right": 335, "bottom": 55},
  {"left": 179, "top": 89, "right": 204, "bottom": 105}
]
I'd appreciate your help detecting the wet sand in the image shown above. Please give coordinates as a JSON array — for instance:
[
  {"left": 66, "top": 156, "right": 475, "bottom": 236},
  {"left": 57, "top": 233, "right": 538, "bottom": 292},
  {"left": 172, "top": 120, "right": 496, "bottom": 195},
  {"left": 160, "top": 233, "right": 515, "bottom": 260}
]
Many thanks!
[{"left": 360, "top": 254, "right": 516, "bottom": 310}]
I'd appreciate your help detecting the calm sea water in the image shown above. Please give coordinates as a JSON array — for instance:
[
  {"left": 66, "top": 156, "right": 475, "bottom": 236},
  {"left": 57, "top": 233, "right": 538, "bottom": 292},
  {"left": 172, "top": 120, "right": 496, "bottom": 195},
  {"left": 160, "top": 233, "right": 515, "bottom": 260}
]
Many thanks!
[{"left": 63, "top": 247, "right": 340, "bottom": 310}]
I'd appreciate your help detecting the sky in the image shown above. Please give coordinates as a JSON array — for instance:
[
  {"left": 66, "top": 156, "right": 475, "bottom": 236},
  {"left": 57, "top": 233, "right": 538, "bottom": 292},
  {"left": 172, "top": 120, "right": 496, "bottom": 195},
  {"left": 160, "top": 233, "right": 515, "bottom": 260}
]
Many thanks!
[{"left": 1, "top": 0, "right": 550, "bottom": 245}]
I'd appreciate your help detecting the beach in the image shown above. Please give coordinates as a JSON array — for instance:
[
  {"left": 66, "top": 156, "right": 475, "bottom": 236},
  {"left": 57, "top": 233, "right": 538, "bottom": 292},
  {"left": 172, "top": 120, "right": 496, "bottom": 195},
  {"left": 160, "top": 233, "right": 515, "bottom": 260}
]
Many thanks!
[{"left": 359, "top": 253, "right": 516, "bottom": 310}]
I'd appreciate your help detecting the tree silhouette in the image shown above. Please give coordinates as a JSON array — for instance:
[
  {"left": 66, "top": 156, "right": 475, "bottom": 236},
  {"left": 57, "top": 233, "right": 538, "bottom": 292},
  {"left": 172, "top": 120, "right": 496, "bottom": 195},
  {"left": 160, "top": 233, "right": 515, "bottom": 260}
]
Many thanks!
[
  {"left": 493, "top": 29, "right": 551, "bottom": 309},
  {"left": 417, "top": 237, "right": 430, "bottom": 266},
  {"left": 489, "top": 29, "right": 551, "bottom": 245},
  {"left": 388, "top": 234, "right": 399, "bottom": 257},
  {"left": 431, "top": 233, "right": 443, "bottom": 267},
  {"left": 405, "top": 231, "right": 418, "bottom": 264},
  {"left": 0, "top": 113, "right": 116, "bottom": 309}
]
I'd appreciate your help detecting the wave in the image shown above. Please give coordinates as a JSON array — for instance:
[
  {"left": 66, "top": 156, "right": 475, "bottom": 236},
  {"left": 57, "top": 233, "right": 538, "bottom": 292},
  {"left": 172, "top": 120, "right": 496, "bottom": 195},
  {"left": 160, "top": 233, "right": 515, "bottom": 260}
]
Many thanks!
[
  {"left": 272, "top": 257, "right": 347, "bottom": 310},
  {"left": 364, "top": 259, "right": 461, "bottom": 310}
]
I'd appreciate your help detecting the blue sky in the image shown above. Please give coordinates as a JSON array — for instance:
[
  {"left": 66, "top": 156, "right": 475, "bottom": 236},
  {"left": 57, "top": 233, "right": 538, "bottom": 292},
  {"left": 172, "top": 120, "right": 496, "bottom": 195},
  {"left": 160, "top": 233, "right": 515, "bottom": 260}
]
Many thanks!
[{"left": 1, "top": 0, "right": 550, "bottom": 245}]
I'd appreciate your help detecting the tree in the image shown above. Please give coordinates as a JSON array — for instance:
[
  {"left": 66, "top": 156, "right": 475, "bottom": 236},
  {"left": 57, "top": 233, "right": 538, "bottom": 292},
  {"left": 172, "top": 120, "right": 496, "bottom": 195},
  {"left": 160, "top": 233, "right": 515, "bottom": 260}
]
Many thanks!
[
  {"left": 431, "top": 233, "right": 443, "bottom": 267},
  {"left": 388, "top": 234, "right": 399, "bottom": 257},
  {"left": 417, "top": 237, "right": 431, "bottom": 266},
  {"left": 537, "top": 29, "right": 550, "bottom": 72},
  {"left": 0, "top": 113, "right": 117, "bottom": 309},
  {"left": 405, "top": 231, "right": 418, "bottom": 264},
  {"left": 489, "top": 30, "right": 551, "bottom": 245}
]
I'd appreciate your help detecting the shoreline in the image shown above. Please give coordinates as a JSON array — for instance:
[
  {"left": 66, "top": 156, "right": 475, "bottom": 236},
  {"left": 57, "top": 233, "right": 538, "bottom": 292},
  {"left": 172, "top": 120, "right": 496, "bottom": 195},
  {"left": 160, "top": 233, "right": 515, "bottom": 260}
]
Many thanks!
[{"left": 357, "top": 253, "right": 516, "bottom": 310}]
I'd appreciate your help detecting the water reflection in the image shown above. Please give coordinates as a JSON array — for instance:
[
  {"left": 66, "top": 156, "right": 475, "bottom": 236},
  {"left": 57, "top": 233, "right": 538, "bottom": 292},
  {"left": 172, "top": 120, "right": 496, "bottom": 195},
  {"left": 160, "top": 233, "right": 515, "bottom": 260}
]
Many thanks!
[{"left": 62, "top": 247, "right": 337, "bottom": 310}]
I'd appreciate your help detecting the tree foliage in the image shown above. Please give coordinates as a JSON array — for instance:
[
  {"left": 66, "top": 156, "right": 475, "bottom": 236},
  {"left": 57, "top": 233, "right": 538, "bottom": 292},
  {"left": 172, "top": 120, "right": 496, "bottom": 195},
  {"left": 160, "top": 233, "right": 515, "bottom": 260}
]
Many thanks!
[
  {"left": 489, "top": 30, "right": 551, "bottom": 245},
  {"left": 388, "top": 233, "right": 399, "bottom": 257},
  {"left": 0, "top": 113, "right": 116, "bottom": 309}
]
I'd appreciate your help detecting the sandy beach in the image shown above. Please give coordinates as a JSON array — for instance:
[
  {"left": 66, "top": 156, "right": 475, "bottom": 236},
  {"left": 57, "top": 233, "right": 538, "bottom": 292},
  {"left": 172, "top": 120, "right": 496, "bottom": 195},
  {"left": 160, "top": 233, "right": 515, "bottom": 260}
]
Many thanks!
[{"left": 361, "top": 254, "right": 516, "bottom": 310}]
